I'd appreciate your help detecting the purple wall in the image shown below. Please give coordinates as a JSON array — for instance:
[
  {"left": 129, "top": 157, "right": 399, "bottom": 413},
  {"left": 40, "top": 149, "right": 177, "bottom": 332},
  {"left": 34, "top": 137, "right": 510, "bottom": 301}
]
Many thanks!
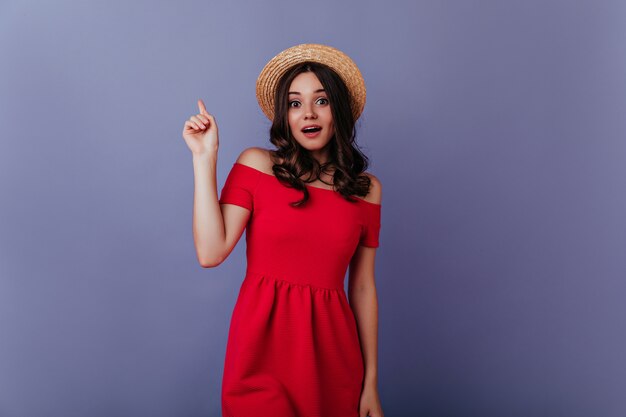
[{"left": 1, "top": 1, "right": 625, "bottom": 416}]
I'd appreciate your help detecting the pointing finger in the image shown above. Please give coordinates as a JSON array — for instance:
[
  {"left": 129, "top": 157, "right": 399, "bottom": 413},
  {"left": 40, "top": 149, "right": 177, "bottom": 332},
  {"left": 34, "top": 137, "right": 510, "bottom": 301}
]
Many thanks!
[{"left": 198, "top": 99, "right": 209, "bottom": 116}]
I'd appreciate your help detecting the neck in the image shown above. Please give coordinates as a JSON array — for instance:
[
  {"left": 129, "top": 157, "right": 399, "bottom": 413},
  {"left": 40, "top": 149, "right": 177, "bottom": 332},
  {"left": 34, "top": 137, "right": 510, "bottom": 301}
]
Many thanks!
[{"left": 309, "top": 148, "right": 330, "bottom": 165}]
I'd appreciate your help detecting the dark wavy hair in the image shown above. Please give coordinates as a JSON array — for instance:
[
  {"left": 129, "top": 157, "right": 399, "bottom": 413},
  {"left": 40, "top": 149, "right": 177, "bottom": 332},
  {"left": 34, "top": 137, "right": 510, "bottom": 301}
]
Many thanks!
[{"left": 268, "top": 61, "right": 373, "bottom": 207}]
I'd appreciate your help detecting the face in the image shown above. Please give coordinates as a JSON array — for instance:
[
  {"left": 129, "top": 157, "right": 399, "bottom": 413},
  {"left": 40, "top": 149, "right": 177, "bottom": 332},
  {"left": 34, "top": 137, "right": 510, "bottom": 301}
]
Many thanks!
[{"left": 287, "top": 72, "right": 335, "bottom": 155}]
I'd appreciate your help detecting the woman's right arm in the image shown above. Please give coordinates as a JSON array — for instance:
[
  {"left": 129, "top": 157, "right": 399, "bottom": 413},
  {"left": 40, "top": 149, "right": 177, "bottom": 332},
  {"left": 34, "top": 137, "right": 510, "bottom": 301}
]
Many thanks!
[{"left": 183, "top": 99, "right": 250, "bottom": 268}]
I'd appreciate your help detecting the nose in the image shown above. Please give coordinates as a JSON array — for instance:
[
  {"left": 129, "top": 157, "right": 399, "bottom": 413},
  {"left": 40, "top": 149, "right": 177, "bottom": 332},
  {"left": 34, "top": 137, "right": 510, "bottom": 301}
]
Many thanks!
[{"left": 303, "top": 103, "right": 317, "bottom": 119}]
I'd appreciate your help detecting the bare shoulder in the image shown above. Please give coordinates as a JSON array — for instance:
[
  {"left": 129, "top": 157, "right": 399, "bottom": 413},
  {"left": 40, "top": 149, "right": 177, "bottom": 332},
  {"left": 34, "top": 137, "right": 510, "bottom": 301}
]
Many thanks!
[
  {"left": 235, "top": 147, "right": 274, "bottom": 175},
  {"left": 361, "top": 172, "right": 382, "bottom": 205}
]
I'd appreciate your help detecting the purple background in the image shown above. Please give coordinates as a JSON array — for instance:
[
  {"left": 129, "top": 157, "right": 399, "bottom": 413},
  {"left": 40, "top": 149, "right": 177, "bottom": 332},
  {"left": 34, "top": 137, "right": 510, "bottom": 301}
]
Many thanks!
[{"left": 1, "top": 1, "right": 625, "bottom": 416}]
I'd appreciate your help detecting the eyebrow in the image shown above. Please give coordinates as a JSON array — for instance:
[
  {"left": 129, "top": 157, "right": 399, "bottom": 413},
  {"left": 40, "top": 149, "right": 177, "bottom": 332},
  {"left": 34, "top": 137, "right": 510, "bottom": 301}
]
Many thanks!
[{"left": 288, "top": 89, "right": 326, "bottom": 95}]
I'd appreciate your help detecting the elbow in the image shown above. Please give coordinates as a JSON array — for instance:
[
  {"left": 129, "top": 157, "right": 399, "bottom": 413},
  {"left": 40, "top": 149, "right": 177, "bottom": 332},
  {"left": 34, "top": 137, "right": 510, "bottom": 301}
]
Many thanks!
[
  {"left": 199, "top": 258, "right": 223, "bottom": 268},
  {"left": 198, "top": 253, "right": 226, "bottom": 268},
  {"left": 199, "top": 260, "right": 220, "bottom": 268}
]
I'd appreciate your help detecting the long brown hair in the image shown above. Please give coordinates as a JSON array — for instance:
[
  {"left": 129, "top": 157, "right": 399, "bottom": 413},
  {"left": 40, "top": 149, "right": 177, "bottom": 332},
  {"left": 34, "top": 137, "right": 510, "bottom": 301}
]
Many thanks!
[{"left": 268, "top": 62, "right": 373, "bottom": 207}]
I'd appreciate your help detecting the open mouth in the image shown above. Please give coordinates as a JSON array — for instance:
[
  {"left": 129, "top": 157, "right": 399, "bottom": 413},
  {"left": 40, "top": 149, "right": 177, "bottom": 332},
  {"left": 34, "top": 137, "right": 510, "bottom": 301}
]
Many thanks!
[{"left": 301, "top": 126, "right": 322, "bottom": 134}]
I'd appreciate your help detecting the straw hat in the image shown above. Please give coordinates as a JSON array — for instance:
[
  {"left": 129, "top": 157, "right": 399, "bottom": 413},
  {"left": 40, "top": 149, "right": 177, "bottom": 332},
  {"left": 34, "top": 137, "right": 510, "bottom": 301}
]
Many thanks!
[{"left": 256, "top": 43, "right": 366, "bottom": 122}]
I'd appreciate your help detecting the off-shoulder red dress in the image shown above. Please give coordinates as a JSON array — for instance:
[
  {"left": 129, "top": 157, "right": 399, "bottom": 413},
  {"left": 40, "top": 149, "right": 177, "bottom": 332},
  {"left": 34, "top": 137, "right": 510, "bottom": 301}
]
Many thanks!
[{"left": 218, "top": 162, "right": 381, "bottom": 417}]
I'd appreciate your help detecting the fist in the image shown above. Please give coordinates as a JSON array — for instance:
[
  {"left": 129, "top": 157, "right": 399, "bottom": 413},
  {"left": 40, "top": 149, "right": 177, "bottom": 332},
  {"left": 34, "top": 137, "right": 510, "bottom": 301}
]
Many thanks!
[{"left": 182, "top": 98, "right": 219, "bottom": 156}]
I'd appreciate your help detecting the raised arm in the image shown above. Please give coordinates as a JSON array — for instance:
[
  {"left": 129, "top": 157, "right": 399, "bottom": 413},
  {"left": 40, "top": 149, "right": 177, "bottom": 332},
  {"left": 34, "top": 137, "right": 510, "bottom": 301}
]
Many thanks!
[{"left": 182, "top": 99, "right": 250, "bottom": 267}]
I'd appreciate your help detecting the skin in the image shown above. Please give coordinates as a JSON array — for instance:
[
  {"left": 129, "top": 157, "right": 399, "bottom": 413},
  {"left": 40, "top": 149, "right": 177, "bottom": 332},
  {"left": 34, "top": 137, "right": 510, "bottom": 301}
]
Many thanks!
[
  {"left": 286, "top": 71, "right": 335, "bottom": 182},
  {"left": 182, "top": 74, "right": 384, "bottom": 416}
]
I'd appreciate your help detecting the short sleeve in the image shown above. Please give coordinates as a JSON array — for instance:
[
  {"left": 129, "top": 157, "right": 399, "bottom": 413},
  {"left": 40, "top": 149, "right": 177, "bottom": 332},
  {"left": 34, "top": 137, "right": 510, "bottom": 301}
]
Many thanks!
[
  {"left": 218, "top": 162, "right": 261, "bottom": 211},
  {"left": 359, "top": 203, "right": 381, "bottom": 248}
]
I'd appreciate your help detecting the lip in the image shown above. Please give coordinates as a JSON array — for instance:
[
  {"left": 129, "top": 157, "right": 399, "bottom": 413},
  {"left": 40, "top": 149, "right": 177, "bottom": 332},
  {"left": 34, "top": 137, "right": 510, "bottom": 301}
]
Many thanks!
[{"left": 301, "top": 124, "right": 322, "bottom": 139}]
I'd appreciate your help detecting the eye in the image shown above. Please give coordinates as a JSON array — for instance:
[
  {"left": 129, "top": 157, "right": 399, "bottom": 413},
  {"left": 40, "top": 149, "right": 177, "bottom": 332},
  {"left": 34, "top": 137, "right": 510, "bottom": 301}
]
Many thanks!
[
  {"left": 288, "top": 100, "right": 301, "bottom": 108},
  {"left": 316, "top": 98, "right": 329, "bottom": 105}
]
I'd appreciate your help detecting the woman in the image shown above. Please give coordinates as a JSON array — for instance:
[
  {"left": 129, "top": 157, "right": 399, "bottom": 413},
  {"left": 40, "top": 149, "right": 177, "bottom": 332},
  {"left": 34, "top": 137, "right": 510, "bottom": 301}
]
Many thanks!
[{"left": 182, "top": 44, "right": 384, "bottom": 417}]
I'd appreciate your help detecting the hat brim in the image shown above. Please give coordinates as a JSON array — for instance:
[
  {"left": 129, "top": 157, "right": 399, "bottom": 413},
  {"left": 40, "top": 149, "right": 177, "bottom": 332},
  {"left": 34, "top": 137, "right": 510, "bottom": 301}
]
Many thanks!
[{"left": 256, "top": 43, "right": 366, "bottom": 122}]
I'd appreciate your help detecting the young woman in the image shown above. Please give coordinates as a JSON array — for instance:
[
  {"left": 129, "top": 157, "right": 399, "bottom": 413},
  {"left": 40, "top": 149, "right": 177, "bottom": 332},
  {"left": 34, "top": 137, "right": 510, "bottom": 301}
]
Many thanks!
[{"left": 182, "top": 44, "right": 384, "bottom": 417}]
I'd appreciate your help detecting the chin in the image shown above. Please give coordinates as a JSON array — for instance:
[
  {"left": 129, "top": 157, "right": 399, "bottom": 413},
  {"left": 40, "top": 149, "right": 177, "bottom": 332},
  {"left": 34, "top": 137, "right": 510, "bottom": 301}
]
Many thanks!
[
  {"left": 298, "top": 141, "right": 332, "bottom": 152},
  {"left": 295, "top": 135, "right": 333, "bottom": 149}
]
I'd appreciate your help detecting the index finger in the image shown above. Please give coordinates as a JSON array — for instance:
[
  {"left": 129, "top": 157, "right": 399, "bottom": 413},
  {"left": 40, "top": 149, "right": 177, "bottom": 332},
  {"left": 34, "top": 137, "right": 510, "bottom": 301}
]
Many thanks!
[{"left": 197, "top": 99, "right": 208, "bottom": 115}]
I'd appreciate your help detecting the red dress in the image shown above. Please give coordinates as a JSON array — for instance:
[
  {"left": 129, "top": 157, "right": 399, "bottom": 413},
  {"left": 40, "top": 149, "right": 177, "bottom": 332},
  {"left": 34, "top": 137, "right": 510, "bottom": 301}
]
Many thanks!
[{"left": 218, "top": 162, "right": 381, "bottom": 417}]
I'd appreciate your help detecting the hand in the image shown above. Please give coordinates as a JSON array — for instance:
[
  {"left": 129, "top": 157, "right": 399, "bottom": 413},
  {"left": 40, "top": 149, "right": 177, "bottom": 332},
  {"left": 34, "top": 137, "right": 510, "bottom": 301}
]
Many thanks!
[
  {"left": 359, "top": 385, "right": 384, "bottom": 417},
  {"left": 182, "top": 99, "right": 219, "bottom": 156}
]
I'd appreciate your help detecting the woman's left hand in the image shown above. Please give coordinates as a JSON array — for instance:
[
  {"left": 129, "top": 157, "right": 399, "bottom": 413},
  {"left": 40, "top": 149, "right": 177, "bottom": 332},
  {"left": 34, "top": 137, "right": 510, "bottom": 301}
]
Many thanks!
[{"left": 359, "top": 385, "right": 384, "bottom": 417}]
